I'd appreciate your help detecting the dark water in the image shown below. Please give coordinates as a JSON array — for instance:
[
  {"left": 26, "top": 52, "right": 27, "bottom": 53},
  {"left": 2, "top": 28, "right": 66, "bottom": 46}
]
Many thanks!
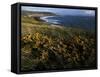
[{"left": 41, "top": 15, "right": 95, "bottom": 30}]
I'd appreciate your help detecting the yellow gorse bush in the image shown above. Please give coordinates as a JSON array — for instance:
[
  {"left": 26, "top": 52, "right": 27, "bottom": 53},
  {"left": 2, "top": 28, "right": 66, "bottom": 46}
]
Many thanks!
[
  {"left": 21, "top": 14, "right": 96, "bottom": 71},
  {"left": 34, "top": 32, "right": 41, "bottom": 41}
]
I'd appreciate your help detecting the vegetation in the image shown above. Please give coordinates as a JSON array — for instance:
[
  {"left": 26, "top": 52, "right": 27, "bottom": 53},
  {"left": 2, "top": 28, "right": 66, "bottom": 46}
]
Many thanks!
[{"left": 21, "top": 13, "right": 96, "bottom": 71}]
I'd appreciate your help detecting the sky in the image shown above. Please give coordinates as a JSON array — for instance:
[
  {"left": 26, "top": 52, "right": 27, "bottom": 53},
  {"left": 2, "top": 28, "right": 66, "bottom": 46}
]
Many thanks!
[{"left": 21, "top": 6, "right": 95, "bottom": 16}]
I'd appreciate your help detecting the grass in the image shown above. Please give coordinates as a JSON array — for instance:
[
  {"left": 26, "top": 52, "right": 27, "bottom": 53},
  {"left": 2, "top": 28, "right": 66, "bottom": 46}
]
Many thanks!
[{"left": 21, "top": 15, "right": 96, "bottom": 71}]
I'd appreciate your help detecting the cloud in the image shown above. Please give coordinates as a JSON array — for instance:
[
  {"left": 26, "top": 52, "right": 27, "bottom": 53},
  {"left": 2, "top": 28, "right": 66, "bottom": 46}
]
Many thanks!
[{"left": 84, "top": 10, "right": 95, "bottom": 16}]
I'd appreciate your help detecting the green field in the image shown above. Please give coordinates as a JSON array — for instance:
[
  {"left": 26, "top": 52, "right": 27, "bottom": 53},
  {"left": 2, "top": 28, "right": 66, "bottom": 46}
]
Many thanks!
[{"left": 21, "top": 14, "right": 96, "bottom": 71}]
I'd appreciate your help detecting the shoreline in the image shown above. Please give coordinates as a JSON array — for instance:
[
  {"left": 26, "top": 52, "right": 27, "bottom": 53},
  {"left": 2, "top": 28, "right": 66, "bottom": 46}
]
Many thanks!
[
  {"left": 30, "top": 16, "right": 95, "bottom": 33},
  {"left": 40, "top": 16, "right": 61, "bottom": 25}
]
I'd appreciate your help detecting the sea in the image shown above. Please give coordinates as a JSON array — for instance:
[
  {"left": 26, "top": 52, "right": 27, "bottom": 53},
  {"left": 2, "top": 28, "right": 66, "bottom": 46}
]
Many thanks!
[{"left": 40, "top": 15, "right": 95, "bottom": 30}]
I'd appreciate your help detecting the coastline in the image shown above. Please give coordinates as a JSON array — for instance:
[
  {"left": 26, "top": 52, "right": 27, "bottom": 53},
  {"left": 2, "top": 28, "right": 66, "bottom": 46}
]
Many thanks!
[{"left": 40, "top": 16, "right": 61, "bottom": 25}]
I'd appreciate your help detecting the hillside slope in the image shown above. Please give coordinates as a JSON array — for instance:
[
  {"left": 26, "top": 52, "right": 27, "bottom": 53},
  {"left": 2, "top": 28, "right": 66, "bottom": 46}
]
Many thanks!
[{"left": 21, "top": 15, "right": 96, "bottom": 71}]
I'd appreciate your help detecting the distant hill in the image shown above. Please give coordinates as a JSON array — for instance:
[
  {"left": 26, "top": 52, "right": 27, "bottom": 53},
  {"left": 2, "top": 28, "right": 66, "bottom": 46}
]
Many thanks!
[{"left": 21, "top": 11, "right": 57, "bottom": 17}]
